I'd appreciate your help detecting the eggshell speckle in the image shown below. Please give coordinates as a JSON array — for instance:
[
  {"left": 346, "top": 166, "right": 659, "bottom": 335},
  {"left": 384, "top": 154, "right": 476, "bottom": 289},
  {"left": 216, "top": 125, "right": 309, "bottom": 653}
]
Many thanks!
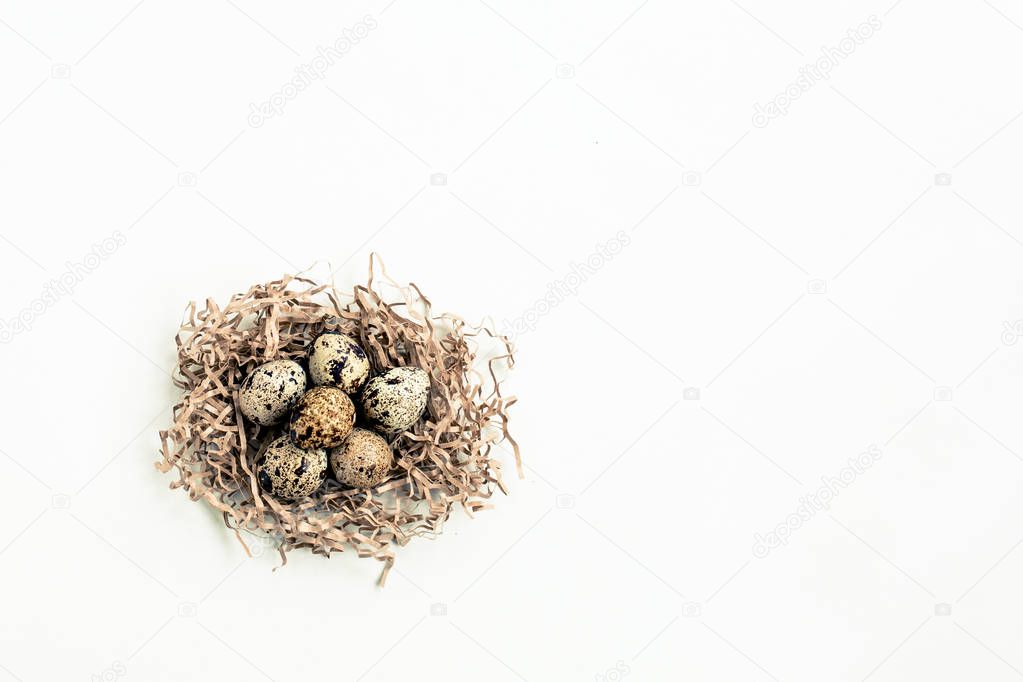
[
  {"left": 239, "top": 359, "right": 306, "bottom": 426},
  {"left": 330, "top": 428, "right": 394, "bottom": 488},
  {"left": 308, "top": 333, "right": 371, "bottom": 394},
  {"left": 288, "top": 386, "right": 356, "bottom": 449},
  {"left": 360, "top": 366, "right": 430, "bottom": 435},
  {"left": 256, "top": 435, "right": 328, "bottom": 500}
]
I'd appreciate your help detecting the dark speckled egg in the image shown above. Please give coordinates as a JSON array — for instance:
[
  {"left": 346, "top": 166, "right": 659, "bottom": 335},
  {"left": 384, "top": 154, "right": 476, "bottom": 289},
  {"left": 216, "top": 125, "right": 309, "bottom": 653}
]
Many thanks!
[
  {"left": 256, "top": 435, "right": 328, "bottom": 500},
  {"left": 360, "top": 366, "right": 430, "bottom": 436},
  {"left": 308, "top": 333, "right": 371, "bottom": 394},
  {"left": 288, "top": 386, "right": 356, "bottom": 449},
  {"left": 238, "top": 359, "right": 306, "bottom": 426},
  {"left": 330, "top": 428, "right": 394, "bottom": 488}
]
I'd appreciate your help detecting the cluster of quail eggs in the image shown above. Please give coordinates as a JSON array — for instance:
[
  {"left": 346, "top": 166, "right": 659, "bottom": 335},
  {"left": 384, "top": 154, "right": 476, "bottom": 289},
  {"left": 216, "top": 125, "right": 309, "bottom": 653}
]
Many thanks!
[{"left": 238, "top": 332, "right": 430, "bottom": 500}]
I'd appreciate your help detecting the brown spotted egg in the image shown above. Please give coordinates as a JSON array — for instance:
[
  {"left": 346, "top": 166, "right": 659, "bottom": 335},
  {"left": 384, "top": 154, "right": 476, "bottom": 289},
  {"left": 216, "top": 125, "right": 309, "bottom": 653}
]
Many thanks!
[
  {"left": 308, "top": 333, "right": 371, "bottom": 394},
  {"left": 256, "top": 435, "right": 328, "bottom": 500},
  {"left": 330, "top": 428, "right": 394, "bottom": 488},
  {"left": 360, "top": 366, "right": 430, "bottom": 435},
  {"left": 288, "top": 386, "right": 356, "bottom": 449},
  {"left": 239, "top": 359, "right": 306, "bottom": 426}
]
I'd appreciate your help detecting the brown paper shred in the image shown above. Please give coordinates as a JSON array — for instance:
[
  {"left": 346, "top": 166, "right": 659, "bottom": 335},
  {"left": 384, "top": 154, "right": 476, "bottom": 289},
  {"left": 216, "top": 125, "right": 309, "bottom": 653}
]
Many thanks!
[{"left": 157, "top": 254, "right": 520, "bottom": 582}]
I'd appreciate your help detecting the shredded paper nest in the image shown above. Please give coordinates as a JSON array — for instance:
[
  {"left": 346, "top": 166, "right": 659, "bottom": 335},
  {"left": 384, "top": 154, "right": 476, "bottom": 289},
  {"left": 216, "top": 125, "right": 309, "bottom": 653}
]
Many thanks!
[{"left": 157, "top": 256, "right": 521, "bottom": 584}]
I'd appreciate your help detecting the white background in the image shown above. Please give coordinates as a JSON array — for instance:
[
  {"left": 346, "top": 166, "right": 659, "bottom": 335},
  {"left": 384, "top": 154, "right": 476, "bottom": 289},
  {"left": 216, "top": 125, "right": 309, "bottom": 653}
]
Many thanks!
[{"left": 2, "top": 1, "right": 1023, "bottom": 680}]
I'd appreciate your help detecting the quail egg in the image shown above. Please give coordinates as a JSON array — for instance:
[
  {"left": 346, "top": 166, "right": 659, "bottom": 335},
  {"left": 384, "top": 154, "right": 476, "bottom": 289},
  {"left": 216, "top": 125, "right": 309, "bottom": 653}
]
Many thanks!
[
  {"left": 330, "top": 428, "right": 395, "bottom": 488},
  {"left": 360, "top": 366, "right": 430, "bottom": 435},
  {"left": 239, "top": 359, "right": 306, "bottom": 426},
  {"left": 308, "top": 332, "right": 371, "bottom": 394},
  {"left": 256, "top": 435, "right": 328, "bottom": 500},
  {"left": 288, "top": 386, "right": 356, "bottom": 449}
]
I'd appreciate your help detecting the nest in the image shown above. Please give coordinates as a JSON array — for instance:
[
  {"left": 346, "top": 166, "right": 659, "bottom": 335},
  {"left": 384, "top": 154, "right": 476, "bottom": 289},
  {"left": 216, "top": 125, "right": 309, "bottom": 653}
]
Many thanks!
[{"left": 157, "top": 256, "right": 521, "bottom": 584}]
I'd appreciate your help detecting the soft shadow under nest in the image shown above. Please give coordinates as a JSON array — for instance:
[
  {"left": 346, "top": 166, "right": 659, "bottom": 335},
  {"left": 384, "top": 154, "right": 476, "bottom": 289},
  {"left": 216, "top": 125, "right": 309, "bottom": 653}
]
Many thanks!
[{"left": 157, "top": 257, "right": 521, "bottom": 585}]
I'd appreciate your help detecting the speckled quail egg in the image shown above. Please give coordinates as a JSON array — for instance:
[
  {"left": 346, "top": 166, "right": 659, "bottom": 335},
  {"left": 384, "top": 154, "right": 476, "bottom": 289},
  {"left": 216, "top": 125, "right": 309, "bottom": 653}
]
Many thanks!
[
  {"left": 360, "top": 366, "right": 430, "bottom": 435},
  {"left": 256, "top": 435, "right": 328, "bottom": 500},
  {"left": 308, "top": 332, "right": 371, "bottom": 394},
  {"left": 288, "top": 386, "right": 356, "bottom": 449},
  {"left": 330, "top": 428, "right": 395, "bottom": 488},
  {"left": 239, "top": 359, "right": 306, "bottom": 426}
]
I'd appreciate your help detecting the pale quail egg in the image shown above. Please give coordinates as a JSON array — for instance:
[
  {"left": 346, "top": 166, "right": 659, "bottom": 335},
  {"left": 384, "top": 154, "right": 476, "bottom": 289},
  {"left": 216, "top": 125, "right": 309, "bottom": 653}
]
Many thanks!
[
  {"left": 360, "top": 366, "right": 430, "bottom": 435},
  {"left": 288, "top": 386, "right": 356, "bottom": 449},
  {"left": 256, "top": 435, "right": 328, "bottom": 500},
  {"left": 330, "top": 428, "right": 394, "bottom": 488},
  {"left": 239, "top": 359, "right": 306, "bottom": 426},
  {"left": 308, "top": 332, "right": 371, "bottom": 394}
]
